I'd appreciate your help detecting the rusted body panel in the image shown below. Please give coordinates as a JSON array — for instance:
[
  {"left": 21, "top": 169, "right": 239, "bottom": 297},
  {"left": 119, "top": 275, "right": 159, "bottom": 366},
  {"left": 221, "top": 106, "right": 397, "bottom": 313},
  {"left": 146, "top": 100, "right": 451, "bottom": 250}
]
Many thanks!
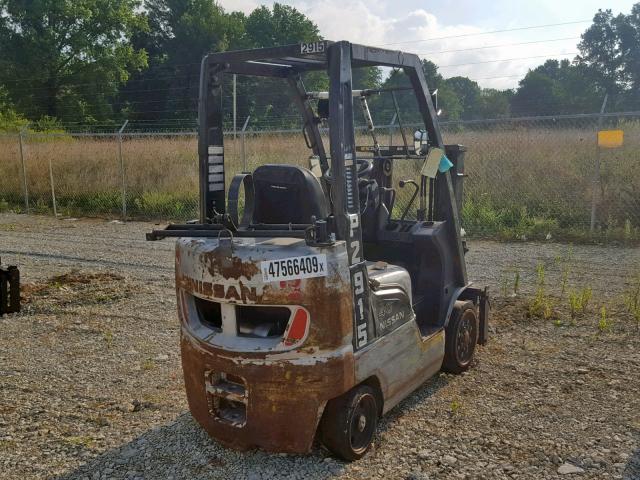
[
  {"left": 176, "top": 237, "right": 357, "bottom": 453},
  {"left": 181, "top": 333, "right": 354, "bottom": 452}
]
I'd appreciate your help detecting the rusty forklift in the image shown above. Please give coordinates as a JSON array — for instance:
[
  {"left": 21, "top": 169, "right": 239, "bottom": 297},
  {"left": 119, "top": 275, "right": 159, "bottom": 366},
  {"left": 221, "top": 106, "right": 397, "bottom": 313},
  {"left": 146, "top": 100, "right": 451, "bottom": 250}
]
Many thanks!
[{"left": 148, "top": 40, "right": 489, "bottom": 460}]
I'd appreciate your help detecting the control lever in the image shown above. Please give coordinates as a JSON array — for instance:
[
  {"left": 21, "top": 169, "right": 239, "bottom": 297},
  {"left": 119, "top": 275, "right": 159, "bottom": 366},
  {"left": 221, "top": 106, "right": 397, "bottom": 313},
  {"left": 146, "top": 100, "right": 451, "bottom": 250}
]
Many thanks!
[{"left": 398, "top": 179, "right": 419, "bottom": 222}]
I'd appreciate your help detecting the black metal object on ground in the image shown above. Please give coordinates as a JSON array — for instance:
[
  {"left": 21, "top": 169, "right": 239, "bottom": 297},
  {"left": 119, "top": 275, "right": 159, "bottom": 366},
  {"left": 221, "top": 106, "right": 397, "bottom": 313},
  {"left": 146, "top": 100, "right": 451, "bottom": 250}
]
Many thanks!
[{"left": 0, "top": 258, "right": 20, "bottom": 315}]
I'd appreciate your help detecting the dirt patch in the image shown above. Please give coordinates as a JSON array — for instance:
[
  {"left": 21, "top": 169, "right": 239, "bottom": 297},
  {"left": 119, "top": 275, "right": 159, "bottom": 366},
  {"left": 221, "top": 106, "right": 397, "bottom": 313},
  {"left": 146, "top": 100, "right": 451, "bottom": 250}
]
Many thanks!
[{"left": 20, "top": 270, "right": 138, "bottom": 312}]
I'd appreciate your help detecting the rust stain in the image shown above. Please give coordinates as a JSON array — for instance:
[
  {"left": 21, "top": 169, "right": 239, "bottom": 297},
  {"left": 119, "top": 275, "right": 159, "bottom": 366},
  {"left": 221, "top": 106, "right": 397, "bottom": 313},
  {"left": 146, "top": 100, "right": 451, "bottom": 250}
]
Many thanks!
[
  {"left": 201, "top": 250, "right": 260, "bottom": 280},
  {"left": 180, "top": 333, "right": 355, "bottom": 453}
]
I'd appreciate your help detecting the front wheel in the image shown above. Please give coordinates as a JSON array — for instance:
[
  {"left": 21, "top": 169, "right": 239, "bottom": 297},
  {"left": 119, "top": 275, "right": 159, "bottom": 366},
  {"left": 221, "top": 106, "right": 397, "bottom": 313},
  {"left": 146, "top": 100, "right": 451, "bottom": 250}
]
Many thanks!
[
  {"left": 442, "top": 300, "right": 479, "bottom": 374},
  {"left": 319, "top": 385, "right": 378, "bottom": 461}
]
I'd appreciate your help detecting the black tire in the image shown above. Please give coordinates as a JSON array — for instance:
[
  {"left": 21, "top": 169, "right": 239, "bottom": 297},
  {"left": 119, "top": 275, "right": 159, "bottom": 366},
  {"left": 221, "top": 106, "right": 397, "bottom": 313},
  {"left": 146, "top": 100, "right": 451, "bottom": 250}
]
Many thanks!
[
  {"left": 320, "top": 385, "right": 378, "bottom": 461},
  {"left": 442, "top": 300, "right": 479, "bottom": 374}
]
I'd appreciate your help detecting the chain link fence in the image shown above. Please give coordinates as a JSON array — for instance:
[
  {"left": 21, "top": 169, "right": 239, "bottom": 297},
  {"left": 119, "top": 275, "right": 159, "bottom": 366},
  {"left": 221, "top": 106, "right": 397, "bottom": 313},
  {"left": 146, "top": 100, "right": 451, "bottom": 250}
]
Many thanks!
[{"left": 1, "top": 111, "right": 639, "bottom": 241}]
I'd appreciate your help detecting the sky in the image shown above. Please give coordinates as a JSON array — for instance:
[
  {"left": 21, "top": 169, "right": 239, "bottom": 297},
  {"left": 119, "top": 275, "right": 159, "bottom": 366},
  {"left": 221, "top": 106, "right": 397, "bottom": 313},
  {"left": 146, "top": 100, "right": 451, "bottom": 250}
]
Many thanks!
[{"left": 218, "top": 0, "right": 636, "bottom": 89}]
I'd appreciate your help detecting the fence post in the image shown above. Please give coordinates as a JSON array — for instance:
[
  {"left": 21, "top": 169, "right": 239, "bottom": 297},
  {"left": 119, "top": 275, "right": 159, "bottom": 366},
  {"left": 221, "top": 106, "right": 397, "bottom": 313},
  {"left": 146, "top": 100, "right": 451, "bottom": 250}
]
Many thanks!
[
  {"left": 118, "top": 120, "right": 129, "bottom": 220},
  {"left": 240, "top": 116, "right": 251, "bottom": 172},
  {"left": 18, "top": 126, "right": 29, "bottom": 213},
  {"left": 48, "top": 156, "right": 57, "bottom": 217},
  {"left": 590, "top": 93, "right": 608, "bottom": 233}
]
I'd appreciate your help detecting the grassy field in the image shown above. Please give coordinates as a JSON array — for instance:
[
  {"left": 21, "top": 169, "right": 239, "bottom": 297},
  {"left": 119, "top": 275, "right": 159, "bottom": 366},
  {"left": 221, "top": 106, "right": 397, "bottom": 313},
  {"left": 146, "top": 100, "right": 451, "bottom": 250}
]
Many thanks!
[{"left": 0, "top": 118, "right": 638, "bottom": 242}]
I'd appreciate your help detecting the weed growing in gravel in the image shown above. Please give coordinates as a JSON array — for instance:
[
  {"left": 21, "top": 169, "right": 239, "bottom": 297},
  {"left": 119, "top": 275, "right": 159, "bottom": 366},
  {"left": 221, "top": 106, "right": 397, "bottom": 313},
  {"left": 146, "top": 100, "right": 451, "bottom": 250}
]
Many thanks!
[
  {"left": 142, "top": 359, "right": 155, "bottom": 371},
  {"left": 500, "top": 273, "right": 508, "bottom": 297},
  {"left": 624, "top": 276, "right": 640, "bottom": 329},
  {"left": 553, "top": 246, "right": 574, "bottom": 297},
  {"left": 598, "top": 306, "right": 611, "bottom": 332},
  {"left": 528, "top": 263, "right": 554, "bottom": 320},
  {"left": 450, "top": 400, "right": 462, "bottom": 416},
  {"left": 568, "top": 287, "right": 592, "bottom": 324},
  {"left": 500, "top": 268, "right": 520, "bottom": 297},
  {"left": 64, "top": 436, "right": 94, "bottom": 448},
  {"left": 103, "top": 330, "right": 114, "bottom": 347}
]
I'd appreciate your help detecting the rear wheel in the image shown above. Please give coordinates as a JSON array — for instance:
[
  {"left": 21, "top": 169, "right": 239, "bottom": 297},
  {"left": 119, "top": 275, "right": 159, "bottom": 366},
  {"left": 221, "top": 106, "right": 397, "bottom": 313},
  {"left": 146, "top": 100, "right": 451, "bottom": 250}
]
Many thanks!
[
  {"left": 320, "top": 385, "right": 378, "bottom": 461},
  {"left": 442, "top": 300, "right": 478, "bottom": 374}
]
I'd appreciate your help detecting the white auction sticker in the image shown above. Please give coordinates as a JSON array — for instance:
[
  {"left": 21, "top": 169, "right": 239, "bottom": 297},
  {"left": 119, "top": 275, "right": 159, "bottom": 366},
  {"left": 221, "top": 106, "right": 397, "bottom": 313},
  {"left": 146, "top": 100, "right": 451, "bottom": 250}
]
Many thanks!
[{"left": 261, "top": 254, "right": 328, "bottom": 282}]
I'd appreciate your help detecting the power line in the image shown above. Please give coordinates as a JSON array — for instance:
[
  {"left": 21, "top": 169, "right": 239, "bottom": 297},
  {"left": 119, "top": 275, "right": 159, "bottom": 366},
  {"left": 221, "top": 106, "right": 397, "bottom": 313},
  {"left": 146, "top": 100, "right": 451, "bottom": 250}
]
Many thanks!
[
  {"left": 438, "top": 52, "right": 577, "bottom": 68},
  {"left": 419, "top": 36, "right": 580, "bottom": 55},
  {"left": 379, "top": 20, "right": 590, "bottom": 46}
]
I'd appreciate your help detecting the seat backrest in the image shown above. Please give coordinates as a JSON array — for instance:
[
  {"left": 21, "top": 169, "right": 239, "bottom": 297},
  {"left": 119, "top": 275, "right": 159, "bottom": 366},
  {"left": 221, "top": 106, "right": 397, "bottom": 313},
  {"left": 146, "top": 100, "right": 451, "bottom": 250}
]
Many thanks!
[{"left": 252, "top": 164, "right": 328, "bottom": 224}]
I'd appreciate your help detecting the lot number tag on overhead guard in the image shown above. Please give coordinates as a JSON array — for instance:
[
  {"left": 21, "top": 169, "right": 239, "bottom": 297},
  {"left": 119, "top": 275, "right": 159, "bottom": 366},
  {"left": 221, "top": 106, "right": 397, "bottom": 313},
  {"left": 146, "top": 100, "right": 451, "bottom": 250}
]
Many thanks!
[{"left": 261, "top": 254, "right": 328, "bottom": 282}]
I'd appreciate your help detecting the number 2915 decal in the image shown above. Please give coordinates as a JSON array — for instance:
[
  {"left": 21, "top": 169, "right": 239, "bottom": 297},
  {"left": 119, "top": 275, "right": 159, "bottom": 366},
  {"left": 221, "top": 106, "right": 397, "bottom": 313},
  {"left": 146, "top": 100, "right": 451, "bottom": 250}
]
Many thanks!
[{"left": 300, "top": 41, "right": 326, "bottom": 55}]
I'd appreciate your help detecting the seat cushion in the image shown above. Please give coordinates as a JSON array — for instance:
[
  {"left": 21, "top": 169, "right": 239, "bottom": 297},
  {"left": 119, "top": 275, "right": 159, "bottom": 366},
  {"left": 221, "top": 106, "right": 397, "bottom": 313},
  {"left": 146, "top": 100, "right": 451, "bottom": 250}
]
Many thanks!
[{"left": 252, "top": 164, "right": 328, "bottom": 224}]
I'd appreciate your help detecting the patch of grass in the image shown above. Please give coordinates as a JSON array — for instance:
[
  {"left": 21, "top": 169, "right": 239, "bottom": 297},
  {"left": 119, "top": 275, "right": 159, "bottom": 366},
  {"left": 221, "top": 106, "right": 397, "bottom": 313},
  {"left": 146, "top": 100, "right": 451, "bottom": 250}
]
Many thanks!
[
  {"left": 513, "top": 269, "right": 520, "bottom": 296},
  {"left": 527, "top": 263, "right": 554, "bottom": 320},
  {"left": 598, "top": 305, "right": 611, "bottom": 332},
  {"left": 0, "top": 439, "right": 17, "bottom": 450},
  {"left": 132, "top": 191, "right": 196, "bottom": 219},
  {"left": 64, "top": 436, "right": 94, "bottom": 448},
  {"left": 142, "top": 359, "right": 155, "bottom": 371},
  {"left": 450, "top": 399, "right": 462, "bottom": 416},
  {"left": 624, "top": 276, "right": 640, "bottom": 329},
  {"left": 103, "top": 330, "right": 114, "bottom": 347},
  {"left": 568, "top": 287, "right": 592, "bottom": 324}
]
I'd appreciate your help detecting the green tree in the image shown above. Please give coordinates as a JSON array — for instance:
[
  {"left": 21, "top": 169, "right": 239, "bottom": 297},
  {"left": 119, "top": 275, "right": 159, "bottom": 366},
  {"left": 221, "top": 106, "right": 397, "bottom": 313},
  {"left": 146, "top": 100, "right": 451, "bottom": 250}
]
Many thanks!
[
  {"left": 121, "top": 0, "right": 245, "bottom": 123},
  {"left": 444, "top": 76, "right": 481, "bottom": 119},
  {"left": 371, "top": 60, "right": 462, "bottom": 123},
  {"left": 578, "top": 4, "right": 640, "bottom": 108},
  {"left": 511, "top": 59, "right": 601, "bottom": 116},
  {"left": 241, "top": 3, "right": 323, "bottom": 128},
  {"left": 474, "top": 88, "right": 512, "bottom": 119},
  {"left": 245, "top": 4, "right": 319, "bottom": 48},
  {"left": 0, "top": 85, "right": 27, "bottom": 132},
  {"left": 0, "top": 0, "right": 148, "bottom": 125}
]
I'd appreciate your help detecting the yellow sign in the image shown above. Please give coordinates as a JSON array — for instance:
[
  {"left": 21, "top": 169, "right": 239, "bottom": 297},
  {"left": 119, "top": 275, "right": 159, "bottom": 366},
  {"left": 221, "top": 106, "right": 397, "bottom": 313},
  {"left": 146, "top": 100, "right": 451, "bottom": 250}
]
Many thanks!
[{"left": 598, "top": 129, "right": 624, "bottom": 148}]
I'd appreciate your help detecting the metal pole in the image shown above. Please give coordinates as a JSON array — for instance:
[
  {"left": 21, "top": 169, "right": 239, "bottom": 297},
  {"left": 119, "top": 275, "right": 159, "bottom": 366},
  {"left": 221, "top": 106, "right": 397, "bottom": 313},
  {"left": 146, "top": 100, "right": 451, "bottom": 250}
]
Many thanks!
[
  {"left": 18, "top": 126, "right": 29, "bottom": 213},
  {"left": 389, "top": 113, "right": 397, "bottom": 147},
  {"left": 118, "top": 120, "right": 129, "bottom": 220},
  {"left": 48, "top": 157, "right": 57, "bottom": 217},
  {"left": 240, "top": 116, "right": 250, "bottom": 172},
  {"left": 233, "top": 74, "right": 237, "bottom": 140},
  {"left": 590, "top": 93, "right": 608, "bottom": 233}
]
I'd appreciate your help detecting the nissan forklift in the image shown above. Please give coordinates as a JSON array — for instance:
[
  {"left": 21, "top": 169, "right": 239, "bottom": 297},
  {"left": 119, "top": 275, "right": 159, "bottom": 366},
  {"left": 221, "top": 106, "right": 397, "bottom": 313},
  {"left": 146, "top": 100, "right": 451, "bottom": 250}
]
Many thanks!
[{"left": 148, "top": 40, "right": 489, "bottom": 461}]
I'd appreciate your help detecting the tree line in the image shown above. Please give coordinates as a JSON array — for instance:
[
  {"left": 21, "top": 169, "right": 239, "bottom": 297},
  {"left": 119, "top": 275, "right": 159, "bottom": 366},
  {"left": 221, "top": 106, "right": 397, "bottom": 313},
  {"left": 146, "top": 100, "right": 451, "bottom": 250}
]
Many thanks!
[{"left": 1, "top": 1, "right": 639, "bottom": 131}]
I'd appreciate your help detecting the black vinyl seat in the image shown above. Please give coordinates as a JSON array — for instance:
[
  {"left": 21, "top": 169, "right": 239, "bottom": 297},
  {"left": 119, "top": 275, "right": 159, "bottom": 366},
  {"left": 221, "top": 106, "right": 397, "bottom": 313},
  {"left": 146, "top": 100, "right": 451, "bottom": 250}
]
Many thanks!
[{"left": 252, "top": 164, "right": 328, "bottom": 224}]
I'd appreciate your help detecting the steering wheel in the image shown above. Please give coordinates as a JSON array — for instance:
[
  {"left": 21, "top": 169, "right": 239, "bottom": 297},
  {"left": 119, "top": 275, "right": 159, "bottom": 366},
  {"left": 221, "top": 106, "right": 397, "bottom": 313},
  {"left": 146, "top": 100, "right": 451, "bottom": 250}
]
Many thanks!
[{"left": 323, "top": 159, "right": 373, "bottom": 183}]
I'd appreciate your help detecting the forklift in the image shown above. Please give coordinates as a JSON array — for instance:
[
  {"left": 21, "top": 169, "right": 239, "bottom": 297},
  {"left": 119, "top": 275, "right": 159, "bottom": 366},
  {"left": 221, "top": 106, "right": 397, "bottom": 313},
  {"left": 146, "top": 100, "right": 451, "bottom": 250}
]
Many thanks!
[{"left": 148, "top": 40, "right": 489, "bottom": 461}]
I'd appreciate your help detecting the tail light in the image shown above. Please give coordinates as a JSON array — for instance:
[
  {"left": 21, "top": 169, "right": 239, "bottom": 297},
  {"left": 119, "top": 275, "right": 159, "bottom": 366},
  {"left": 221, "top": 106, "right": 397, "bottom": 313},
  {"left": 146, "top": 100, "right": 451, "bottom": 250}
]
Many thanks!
[{"left": 282, "top": 308, "right": 309, "bottom": 347}]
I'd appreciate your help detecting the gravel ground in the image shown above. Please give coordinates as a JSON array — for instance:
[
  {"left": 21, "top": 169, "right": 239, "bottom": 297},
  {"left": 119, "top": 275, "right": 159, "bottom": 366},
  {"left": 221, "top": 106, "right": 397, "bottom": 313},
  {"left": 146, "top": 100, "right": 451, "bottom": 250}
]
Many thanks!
[{"left": 0, "top": 213, "right": 639, "bottom": 480}]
